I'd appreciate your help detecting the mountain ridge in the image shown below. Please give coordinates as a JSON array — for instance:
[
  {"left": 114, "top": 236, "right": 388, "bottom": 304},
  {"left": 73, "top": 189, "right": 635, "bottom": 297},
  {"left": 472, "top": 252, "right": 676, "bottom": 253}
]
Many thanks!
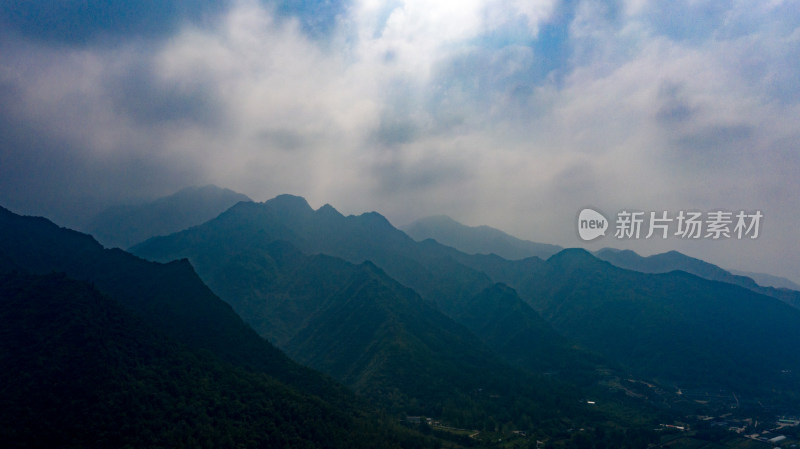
[
  {"left": 402, "top": 214, "right": 562, "bottom": 260},
  {"left": 594, "top": 247, "right": 800, "bottom": 310},
  {"left": 83, "top": 185, "right": 251, "bottom": 249},
  {"left": 131, "top": 194, "right": 800, "bottom": 406},
  {"left": 0, "top": 204, "right": 355, "bottom": 406},
  {"left": 0, "top": 206, "right": 452, "bottom": 448},
  {"left": 459, "top": 246, "right": 800, "bottom": 403},
  {"left": 131, "top": 196, "right": 661, "bottom": 432}
]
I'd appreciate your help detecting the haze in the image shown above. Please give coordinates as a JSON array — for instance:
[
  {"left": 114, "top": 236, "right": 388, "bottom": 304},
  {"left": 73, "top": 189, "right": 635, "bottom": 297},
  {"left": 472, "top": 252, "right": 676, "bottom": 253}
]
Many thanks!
[{"left": 1, "top": 0, "right": 798, "bottom": 282}]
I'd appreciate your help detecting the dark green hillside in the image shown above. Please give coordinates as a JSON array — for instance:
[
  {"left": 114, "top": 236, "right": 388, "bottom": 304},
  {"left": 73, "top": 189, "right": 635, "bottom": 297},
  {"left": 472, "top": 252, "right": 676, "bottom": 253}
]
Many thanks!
[
  {"left": 453, "top": 283, "right": 606, "bottom": 381},
  {"left": 165, "top": 239, "right": 356, "bottom": 348},
  {"left": 134, "top": 199, "right": 664, "bottom": 427},
  {"left": 0, "top": 272, "right": 427, "bottom": 449},
  {"left": 129, "top": 200, "right": 670, "bottom": 436},
  {"left": 0, "top": 205, "right": 665, "bottom": 446},
  {"left": 139, "top": 233, "right": 591, "bottom": 430},
  {"left": 0, "top": 205, "right": 460, "bottom": 448},
  {"left": 284, "top": 260, "right": 583, "bottom": 428},
  {"left": 0, "top": 205, "right": 347, "bottom": 403},
  {"left": 465, "top": 248, "right": 800, "bottom": 403}
]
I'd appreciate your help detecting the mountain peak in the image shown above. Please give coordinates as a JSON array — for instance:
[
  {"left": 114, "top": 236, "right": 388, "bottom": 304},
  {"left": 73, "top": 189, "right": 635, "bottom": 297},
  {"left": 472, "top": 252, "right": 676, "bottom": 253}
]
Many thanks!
[
  {"left": 355, "top": 211, "right": 394, "bottom": 230},
  {"left": 546, "top": 248, "right": 604, "bottom": 270},
  {"left": 595, "top": 247, "right": 633, "bottom": 256},
  {"left": 548, "top": 247, "right": 595, "bottom": 261},
  {"left": 316, "top": 203, "right": 344, "bottom": 219},
  {"left": 264, "top": 194, "right": 313, "bottom": 213}
]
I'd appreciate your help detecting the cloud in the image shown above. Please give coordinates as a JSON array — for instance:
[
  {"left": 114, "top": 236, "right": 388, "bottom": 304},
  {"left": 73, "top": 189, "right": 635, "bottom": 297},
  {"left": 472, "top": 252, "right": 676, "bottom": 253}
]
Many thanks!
[{"left": 1, "top": 0, "right": 800, "bottom": 281}]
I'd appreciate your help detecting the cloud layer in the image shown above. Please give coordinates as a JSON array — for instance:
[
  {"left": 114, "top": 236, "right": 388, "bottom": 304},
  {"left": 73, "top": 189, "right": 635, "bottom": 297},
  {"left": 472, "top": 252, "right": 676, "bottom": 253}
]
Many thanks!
[{"left": 2, "top": 0, "right": 799, "bottom": 281}]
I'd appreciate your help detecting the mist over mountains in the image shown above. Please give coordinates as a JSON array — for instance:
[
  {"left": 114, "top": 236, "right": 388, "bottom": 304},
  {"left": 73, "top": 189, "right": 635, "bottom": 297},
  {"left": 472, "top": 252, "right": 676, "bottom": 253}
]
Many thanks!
[
  {"left": 4, "top": 1, "right": 800, "bottom": 447},
  {"left": 593, "top": 248, "right": 800, "bottom": 310},
  {"left": 132, "top": 194, "right": 800, "bottom": 403},
  {"left": 402, "top": 215, "right": 562, "bottom": 260},
  {"left": 728, "top": 269, "right": 800, "bottom": 291},
  {"left": 83, "top": 185, "right": 251, "bottom": 249},
  {"left": 3, "top": 189, "right": 800, "bottom": 448}
]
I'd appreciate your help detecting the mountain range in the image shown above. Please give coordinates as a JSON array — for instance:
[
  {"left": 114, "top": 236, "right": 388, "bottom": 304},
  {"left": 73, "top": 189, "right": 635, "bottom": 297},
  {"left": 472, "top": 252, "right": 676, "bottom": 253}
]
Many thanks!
[
  {"left": 133, "top": 195, "right": 800, "bottom": 410},
  {"left": 403, "top": 214, "right": 799, "bottom": 295},
  {"left": 728, "top": 269, "right": 800, "bottom": 290},
  {"left": 5, "top": 190, "right": 800, "bottom": 447},
  {"left": 82, "top": 185, "right": 250, "bottom": 249},
  {"left": 131, "top": 196, "right": 620, "bottom": 431},
  {"left": 402, "top": 214, "right": 562, "bottom": 260},
  {"left": 594, "top": 248, "right": 800, "bottom": 310},
  {"left": 400, "top": 213, "right": 800, "bottom": 310},
  {"left": 0, "top": 205, "right": 436, "bottom": 449},
  {"left": 460, "top": 249, "right": 800, "bottom": 402}
]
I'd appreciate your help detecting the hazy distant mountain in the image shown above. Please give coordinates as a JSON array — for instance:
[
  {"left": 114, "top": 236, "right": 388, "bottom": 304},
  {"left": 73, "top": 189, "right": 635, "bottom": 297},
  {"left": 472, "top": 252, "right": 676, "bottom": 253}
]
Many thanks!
[
  {"left": 131, "top": 196, "right": 596, "bottom": 375},
  {"left": 461, "top": 248, "right": 800, "bottom": 404},
  {"left": 0, "top": 205, "right": 433, "bottom": 449},
  {"left": 595, "top": 248, "right": 800, "bottom": 310},
  {"left": 131, "top": 194, "right": 800, "bottom": 408},
  {"left": 729, "top": 268, "right": 800, "bottom": 290},
  {"left": 402, "top": 215, "right": 562, "bottom": 260},
  {"left": 130, "top": 197, "right": 608, "bottom": 429},
  {"left": 84, "top": 185, "right": 251, "bottom": 249},
  {"left": 594, "top": 248, "right": 759, "bottom": 287},
  {"left": 133, "top": 194, "right": 495, "bottom": 317}
]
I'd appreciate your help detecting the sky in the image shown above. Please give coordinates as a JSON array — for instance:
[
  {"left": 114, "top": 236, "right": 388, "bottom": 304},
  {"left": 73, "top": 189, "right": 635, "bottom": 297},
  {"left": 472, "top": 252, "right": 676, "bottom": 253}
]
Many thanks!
[{"left": 1, "top": 0, "right": 799, "bottom": 282}]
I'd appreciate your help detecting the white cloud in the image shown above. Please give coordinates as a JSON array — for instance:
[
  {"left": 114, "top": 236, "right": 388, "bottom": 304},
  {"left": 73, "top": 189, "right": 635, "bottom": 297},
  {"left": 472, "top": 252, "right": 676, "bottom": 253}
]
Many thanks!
[{"left": 1, "top": 0, "right": 800, "bottom": 281}]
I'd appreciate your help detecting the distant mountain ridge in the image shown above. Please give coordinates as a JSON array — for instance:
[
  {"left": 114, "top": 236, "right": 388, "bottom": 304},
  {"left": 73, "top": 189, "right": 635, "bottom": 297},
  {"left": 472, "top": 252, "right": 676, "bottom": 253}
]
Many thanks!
[
  {"left": 133, "top": 194, "right": 494, "bottom": 317},
  {"left": 458, "top": 248, "right": 800, "bottom": 404},
  {"left": 131, "top": 194, "right": 800, "bottom": 408},
  {"left": 594, "top": 248, "right": 800, "bottom": 310},
  {"left": 729, "top": 268, "right": 800, "bottom": 290},
  {"left": 131, "top": 196, "right": 594, "bottom": 378},
  {"left": 401, "top": 214, "right": 800, "bottom": 307},
  {"left": 402, "top": 215, "right": 562, "bottom": 260},
  {"left": 83, "top": 185, "right": 251, "bottom": 249},
  {"left": 131, "top": 197, "right": 607, "bottom": 429}
]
